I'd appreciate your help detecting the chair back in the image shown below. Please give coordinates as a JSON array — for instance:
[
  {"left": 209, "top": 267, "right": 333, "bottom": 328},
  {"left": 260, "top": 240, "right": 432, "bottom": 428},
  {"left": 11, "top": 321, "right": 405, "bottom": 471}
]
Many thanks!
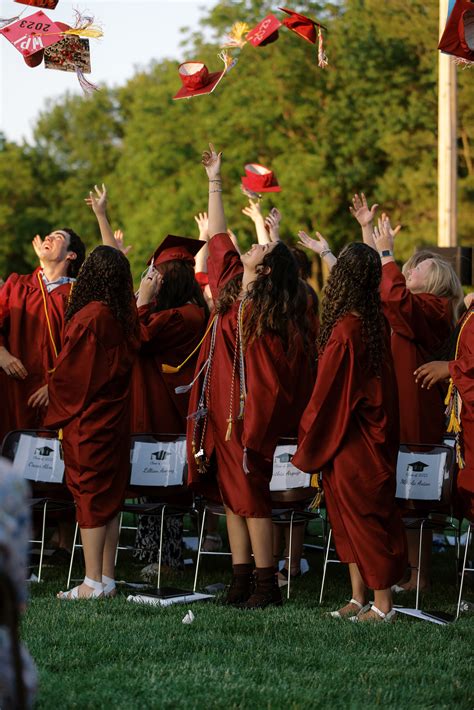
[
  {"left": 395, "top": 442, "right": 456, "bottom": 514},
  {"left": 1, "top": 429, "right": 65, "bottom": 489},
  {"left": 270, "top": 437, "right": 318, "bottom": 505},
  {"left": 128, "top": 433, "right": 190, "bottom": 503}
]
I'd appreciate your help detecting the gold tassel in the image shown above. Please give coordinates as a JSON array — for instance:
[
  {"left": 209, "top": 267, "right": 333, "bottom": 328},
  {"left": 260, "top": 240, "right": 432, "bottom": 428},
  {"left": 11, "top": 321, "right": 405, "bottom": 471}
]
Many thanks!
[
  {"left": 222, "top": 21, "right": 250, "bottom": 48},
  {"left": 63, "top": 26, "right": 103, "bottom": 39},
  {"left": 162, "top": 363, "right": 180, "bottom": 374},
  {"left": 225, "top": 418, "right": 233, "bottom": 442},
  {"left": 444, "top": 379, "right": 454, "bottom": 406},
  {"left": 317, "top": 27, "right": 329, "bottom": 69}
]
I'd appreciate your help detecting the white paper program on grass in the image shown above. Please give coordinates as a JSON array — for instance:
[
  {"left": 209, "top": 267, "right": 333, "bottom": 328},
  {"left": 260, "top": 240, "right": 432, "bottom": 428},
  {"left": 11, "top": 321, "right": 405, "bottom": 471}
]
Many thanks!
[
  {"left": 394, "top": 607, "right": 449, "bottom": 625},
  {"left": 127, "top": 592, "right": 213, "bottom": 607}
]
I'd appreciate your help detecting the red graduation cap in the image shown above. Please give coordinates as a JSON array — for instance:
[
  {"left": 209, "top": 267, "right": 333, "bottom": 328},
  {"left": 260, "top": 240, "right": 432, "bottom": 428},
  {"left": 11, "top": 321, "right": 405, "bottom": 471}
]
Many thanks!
[
  {"left": 0, "top": 10, "right": 63, "bottom": 57},
  {"left": 14, "top": 0, "right": 59, "bottom": 8},
  {"left": 279, "top": 6, "right": 327, "bottom": 44},
  {"left": 173, "top": 61, "right": 225, "bottom": 100},
  {"left": 241, "top": 163, "right": 281, "bottom": 193},
  {"left": 147, "top": 235, "right": 205, "bottom": 268},
  {"left": 247, "top": 14, "right": 282, "bottom": 47},
  {"left": 438, "top": 0, "right": 474, "bottom": 65}
]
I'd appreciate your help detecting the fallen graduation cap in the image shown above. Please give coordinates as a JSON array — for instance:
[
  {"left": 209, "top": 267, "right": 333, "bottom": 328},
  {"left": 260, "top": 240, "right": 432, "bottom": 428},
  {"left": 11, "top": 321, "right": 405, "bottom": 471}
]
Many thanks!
[{"left": 127, "top": 590, "right": 214, "bottom": 607}]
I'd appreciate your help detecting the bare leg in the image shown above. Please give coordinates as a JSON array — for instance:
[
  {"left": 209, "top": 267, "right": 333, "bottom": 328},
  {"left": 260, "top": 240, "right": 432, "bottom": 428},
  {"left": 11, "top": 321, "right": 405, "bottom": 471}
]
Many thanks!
[
  {"left": 373, "top": 588, "right": 392, "bottom": 614},
  {"left": 60, "top": 525, "right": 106, "bottom": 598},
  {"left": 102, "top": 515, "right": 120, "bottom": 579},
  {"left": 272, "top": 524, "right": 283, "bottom": 566},
  {"left": 331, "top": 563, "right": 368, "bottom": 617},
  {"left": 400, "top": 530, "right": 432, "bottom": 590},
  {"left": 225, "top": 506, "right": 252, "bottom": 564},
  {"left": 283, "top": 524, "right": 305, "bottom": 575},
  {"left": 246, "top": 517, "right": 273, "bottom": 568},
  {"left": 57, "top": 520, "right": 74, "bottom": 552}
]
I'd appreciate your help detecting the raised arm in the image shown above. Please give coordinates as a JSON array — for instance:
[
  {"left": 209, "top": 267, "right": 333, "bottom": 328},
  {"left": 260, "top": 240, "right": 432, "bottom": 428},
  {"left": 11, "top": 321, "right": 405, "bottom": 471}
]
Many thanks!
[
  {"left": 349, "top": 192, "right": 379, "bottom": 248},
  {"left": 85, "top": 183, "right": 117, "bottom": 249},
  {"left": 194, "top": 211, "right": 209, "bottom": 276},
  {"left": 297, "top": 230, "right": 337, "bottom": 271},
  {"left": 264, "top": 208, "right": 282, "bottom": 242},
  {"left": 242, "top": 199, "right": 271, "bottom": 244},
  {"left": 202, "top": 143, "right": 226, "bottom": 237}
]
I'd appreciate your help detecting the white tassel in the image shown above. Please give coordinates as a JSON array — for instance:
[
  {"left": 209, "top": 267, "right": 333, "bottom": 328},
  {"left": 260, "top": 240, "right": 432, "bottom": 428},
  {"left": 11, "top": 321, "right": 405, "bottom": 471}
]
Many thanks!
[
  {"left": 243, "top": 447, "right": 250, "bottom": 475},
  {"left": 76, "top": 68, "right": 99, "bottom": 95},
  {"left": 317, "top": 27, "right": 329, "bottom": 69},
  {"left": 0, "top": 15, "right": 21, "bottom": 28},
  {"left": 175, "top": 358, "right": 210, "bottom": 395}
]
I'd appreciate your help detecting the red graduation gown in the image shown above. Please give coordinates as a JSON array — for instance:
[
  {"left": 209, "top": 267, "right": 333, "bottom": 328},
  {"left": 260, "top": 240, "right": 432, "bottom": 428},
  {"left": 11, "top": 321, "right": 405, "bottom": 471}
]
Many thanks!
[
  {"left": 187, "top": 233, "right": 315, "bottom": 517},
  {"left": 380, "top": 262, "right": 452, "bottom": 444},
  {"left": 449, "top": 307, "right": 474, "bottom": 521},
  {"left": 131, "top": 303, "right": 207, "bottom": 434},
  {"left": 0, "top": 270, "right": 71, "bottom": 442},
  {"left": 293, "top": 314, "right": 407, "bottom": 589},
  {"left": 45, "top": 301, "right": 138, "bottom": 528}
]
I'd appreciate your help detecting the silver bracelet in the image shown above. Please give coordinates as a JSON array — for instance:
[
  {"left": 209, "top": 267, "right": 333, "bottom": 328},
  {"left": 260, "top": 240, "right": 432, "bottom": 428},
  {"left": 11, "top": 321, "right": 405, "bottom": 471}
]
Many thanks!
[
  {"left": 209, "top": 188, "right": 223, "bottom": 194},
  {"left": 320, "top": 249, "right": 332, "bottom": 258},
  {"left": 209, "top": 179, "right": 222, "bottom": 183}
]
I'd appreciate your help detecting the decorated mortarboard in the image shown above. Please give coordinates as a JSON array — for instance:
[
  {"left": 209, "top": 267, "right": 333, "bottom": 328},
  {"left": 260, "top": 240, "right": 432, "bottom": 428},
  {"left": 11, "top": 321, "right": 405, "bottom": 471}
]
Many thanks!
[
  {"left": 0, "top": 10, "right": 64, "bottom": 56},
  {"left": 147, "top": 235, "right": 205, "bottom": 267},
  {"left": 279, "top": 7, "right": 329, "bottom": 67},
  {"left": 43, "top": 20, "right": 97, "bottom": 92},
  {"left": 241, "top": 163, "right": 281, "bottom": 194},
  {"left": 173, "top": 50, "right": 237, "bottom": 101},
  {"left": 246, "top": 14, "right": 282, "bottom": 47},
  {"left": 14, "top": 0, "right": 59, "bottom": 8},
  {"left": 438, "top": 0, "right": 474, "bottom": 66}
]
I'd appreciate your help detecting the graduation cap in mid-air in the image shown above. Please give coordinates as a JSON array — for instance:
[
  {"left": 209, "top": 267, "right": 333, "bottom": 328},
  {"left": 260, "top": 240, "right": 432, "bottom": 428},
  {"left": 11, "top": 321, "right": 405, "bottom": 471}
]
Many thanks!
[
  {"left": 246, "top": 14, "right": 282, "bottom": 46},
  {"left": 438, "top": 0, "right": 474, "bottom": 66},
  {"left": 241, "top": 163, "right": 281, "bottom": 194}
]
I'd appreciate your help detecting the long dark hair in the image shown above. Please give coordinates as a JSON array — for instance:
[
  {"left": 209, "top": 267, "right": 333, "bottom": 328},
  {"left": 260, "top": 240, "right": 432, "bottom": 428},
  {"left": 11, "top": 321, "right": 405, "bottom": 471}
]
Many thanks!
[
  {"left": 154, "top": 260, "right": 209, "bottom": 318},
  {"left": 216, "top": 242, "right": 310, "bottom": 353},
  {"left": 66, "top": 245, "right": 137, "bottom": 338},
  {"left": 318, "top": 242, "right": 386, "bottom": 375}
]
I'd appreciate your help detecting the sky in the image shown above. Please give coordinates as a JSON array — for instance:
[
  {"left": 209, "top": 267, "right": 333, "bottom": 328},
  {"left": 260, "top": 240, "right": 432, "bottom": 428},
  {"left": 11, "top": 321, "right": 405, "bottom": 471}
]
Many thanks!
[{"left": 0, "top": 0, "right": 217, "bottom": 143}]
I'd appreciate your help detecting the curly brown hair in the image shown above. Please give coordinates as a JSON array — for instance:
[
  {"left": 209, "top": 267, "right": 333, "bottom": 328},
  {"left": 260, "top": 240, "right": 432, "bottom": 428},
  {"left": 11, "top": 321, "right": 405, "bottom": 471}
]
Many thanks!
[
  {"left": 66, "top": 246, "right": 137, "bottom": 338},
  {"left": 318, "top": 242, "right": 385, "bottom": 375},
  {"left": 216, "top": 242, "right": 314, "bottom": 355}
]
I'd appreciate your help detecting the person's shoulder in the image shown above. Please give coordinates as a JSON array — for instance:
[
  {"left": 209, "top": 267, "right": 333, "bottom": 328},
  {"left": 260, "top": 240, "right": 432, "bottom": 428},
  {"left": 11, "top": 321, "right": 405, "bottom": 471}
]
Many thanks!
[
  {"left": 331, "top": 313, "right": 363, "bottom": 344},
  {"left": 71, "top": 301, "right": 117, "bottom": 334},
  {"left": 3, "top": 270, "right": 38, "bottom": 289}
]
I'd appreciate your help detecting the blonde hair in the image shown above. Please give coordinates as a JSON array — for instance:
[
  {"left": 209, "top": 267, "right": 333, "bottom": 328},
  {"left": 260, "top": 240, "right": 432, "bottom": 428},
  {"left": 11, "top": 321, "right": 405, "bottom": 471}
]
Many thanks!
[{"left": 403, "top": 250, "right": 464, "bottom": 322}]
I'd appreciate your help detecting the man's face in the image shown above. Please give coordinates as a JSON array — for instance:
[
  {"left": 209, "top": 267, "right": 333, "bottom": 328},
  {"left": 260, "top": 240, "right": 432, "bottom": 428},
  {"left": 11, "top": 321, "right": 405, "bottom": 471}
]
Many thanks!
[{"left": 40, "top": 230, "right": 71, "bottom": 263}]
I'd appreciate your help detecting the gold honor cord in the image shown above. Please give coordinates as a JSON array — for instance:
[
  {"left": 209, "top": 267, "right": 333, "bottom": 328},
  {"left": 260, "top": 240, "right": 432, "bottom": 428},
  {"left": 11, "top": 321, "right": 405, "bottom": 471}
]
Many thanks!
[
  {"left": 161, "top": 315, "right": 217, "bottom": 374},
  {"left": 445, "top": 308, "right": 474, "bottom": 467}
]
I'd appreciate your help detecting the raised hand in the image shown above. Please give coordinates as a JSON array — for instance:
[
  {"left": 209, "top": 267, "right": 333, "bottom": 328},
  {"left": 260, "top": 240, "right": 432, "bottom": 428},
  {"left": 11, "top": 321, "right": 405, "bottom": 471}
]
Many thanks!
[
  {"left": 194, "top": 212, "right": 209, "bottom": 241},
  {"left": 242, "top": 199, "right": 263, "bottom": 224},
  {"left": 414, "top": 361, "right": 450, "bottom": 389},
  {"left": 202, "top": 143, "right": 222, "bottom": 180},
  {"left": 114, "top": 229, "right": 132, "bottom": 256},
  {"left": 265, "top": 208, "right": 282, "bottom": 242},
  {"left": 297, "top": 230, "right": 330, "bottom": 255},
  {"left": 373, "top": 214, "right": 401, "bottom": 253},
  {"left": 85, "top": 183, "right": 108, "bottom": 217},
  {"left": 28, "top": 384, "right": 49, "bottom": 409},
  {"left": 137, "top": 269, "right": 162, "bottom": 308},
  {"left": 464, "top": 293, "right": 474, "bottom": 310},
  {"left": 349, "top": 193, "right": 379, "bottom": 227},
  {"left": 32, "top": 234, "right": 43, "bottom": 259}
]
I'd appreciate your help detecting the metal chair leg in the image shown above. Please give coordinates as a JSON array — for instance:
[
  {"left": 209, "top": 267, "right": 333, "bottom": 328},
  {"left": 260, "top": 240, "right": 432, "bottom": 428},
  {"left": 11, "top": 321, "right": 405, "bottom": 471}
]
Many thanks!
[
  {"left": 456, "top": 524, "right": 472, "bottom": 620},
  {"left": 115, "top": 512, "right": 123, "bottom": 566},
  {"left": 37, "top": 501, "right": 48, "bottom": 583},
  {"left": 67, "top": 523, "right": 79, "bottom": 589},
  {"left": 157, "top": 505, "right": 166, "bottom": 590},
  {"left": 319, "top": 527, "right": 332, "bottom": 604},
  {"left": 193, "top": 506, "right": 207, "bottom": 592},
  {"left": 287, "top": 512, "right": 295, "bottom": 600},
  {"left": 415, "top": 520, "right": 425, "bottom": 611}
]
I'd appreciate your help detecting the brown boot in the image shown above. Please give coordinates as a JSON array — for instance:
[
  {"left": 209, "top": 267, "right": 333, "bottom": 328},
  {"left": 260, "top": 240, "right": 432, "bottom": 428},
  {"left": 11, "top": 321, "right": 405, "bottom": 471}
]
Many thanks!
[
  {"left": 222, "top": 563, "right": 255, "bottom": 606},
  {"left": 242, "top": 567, "right": 282, "bottom": 609}
]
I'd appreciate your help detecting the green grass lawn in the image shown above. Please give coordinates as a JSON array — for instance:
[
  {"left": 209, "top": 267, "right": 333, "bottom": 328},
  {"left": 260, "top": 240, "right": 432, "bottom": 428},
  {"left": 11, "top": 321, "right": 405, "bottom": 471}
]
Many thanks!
[{"left": 23, "top": 525, "right": 474, "bottom": 709}]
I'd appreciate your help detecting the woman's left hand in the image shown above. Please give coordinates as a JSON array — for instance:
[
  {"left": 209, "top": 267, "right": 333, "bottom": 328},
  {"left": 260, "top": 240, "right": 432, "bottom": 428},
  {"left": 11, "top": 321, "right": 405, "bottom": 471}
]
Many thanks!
[
  {"left": 137, "top": 269, "right": 162, "bottom": 307},
  {"left": 414, "top": 361, "right": 450, "bottom": 389},
  {"left": 202, "top": 143, "right": 222, "bottom": 180},
  {"left": 373, "top": 214, "right": 401, "bottom": 253}
]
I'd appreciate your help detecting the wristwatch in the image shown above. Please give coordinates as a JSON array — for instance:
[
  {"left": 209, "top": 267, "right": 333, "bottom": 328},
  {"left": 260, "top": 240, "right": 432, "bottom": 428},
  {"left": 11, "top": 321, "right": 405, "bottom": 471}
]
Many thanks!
[{"left": 379, "top": 249, "right": 393, "bottom": 258}]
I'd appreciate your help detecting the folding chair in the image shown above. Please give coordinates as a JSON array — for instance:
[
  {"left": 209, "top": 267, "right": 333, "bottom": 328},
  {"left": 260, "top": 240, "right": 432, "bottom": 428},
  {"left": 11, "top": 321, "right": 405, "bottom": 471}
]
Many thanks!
[
  {"left": 193, "top": 438, "right": 322, "bottom": 599},
  {"left": 456, "top": 521, "right": 474, "bottom": 620},
  {"left": 67, "top": 433, "right": 197, "bottom": 592},
  {"left": 318, "top": 441, "right": 460, "bottom": 608},
  {"left": 1, "top": 429, "right": 74, "bottom": 583}
]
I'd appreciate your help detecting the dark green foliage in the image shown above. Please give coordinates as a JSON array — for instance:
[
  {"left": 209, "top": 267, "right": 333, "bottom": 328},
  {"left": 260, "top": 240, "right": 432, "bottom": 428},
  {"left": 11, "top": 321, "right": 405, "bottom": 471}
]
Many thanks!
[{"left": 0, "top": 0, "right": 473, "bottom": 282}]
